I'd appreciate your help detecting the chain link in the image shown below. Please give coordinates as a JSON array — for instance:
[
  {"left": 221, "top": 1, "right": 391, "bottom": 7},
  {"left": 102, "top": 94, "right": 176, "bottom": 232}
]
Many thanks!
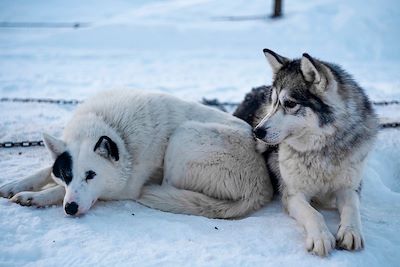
[
  {"left": 1, "top": 97, "right": 400, "bottom": 149},
  {"left": 372, "top": 100, "right": 400, "bottom": 106},
  {"left": 0, "top": 97, "right": 82, "bottom": 105},
  {"left": 0, "top": 140, "right": 44, "bottom": 148},
  {"left": 380, "top": 122, "right": 400, "bottom": 129}
]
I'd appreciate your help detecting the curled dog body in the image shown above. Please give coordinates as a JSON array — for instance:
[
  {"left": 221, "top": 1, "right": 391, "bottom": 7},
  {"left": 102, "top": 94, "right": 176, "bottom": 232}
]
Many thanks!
[{"left": 1, "top": 90, "right": 273, "bottom": 218}]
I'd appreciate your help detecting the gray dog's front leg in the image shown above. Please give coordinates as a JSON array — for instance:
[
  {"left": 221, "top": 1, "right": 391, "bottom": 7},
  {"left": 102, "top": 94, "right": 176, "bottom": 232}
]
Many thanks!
[
  {"left": 336, "top": 188, "right": 364, "bottom": 250},
  {"left": 287, "top": 193, "right": 336, "bottom": 257}
]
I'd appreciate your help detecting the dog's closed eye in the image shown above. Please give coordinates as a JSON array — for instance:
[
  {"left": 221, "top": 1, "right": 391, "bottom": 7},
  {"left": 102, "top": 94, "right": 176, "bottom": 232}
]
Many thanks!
[{"left": 85, "top": 170, "right": 96, "bottom": 181}]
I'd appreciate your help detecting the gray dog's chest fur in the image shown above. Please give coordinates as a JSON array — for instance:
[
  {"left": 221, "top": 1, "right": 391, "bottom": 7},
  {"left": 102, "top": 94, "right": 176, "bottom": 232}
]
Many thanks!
[
  {"left": 233, "top": 84, "right": 376, "bottom": 202},
  {"left": 278, "top": 143, "right": 362, "bottom": 198}
]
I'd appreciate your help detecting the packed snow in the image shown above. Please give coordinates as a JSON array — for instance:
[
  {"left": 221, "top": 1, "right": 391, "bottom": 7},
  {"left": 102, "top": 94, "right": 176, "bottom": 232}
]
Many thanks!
[{"left": 0, "top": 0, "right": 399, "bottom": 266}]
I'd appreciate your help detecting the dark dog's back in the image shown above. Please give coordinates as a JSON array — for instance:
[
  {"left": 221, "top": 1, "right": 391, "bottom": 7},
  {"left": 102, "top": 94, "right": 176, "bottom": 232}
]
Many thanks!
[{"left": 233, "top": 85, "right": 280, "bottom": 194}]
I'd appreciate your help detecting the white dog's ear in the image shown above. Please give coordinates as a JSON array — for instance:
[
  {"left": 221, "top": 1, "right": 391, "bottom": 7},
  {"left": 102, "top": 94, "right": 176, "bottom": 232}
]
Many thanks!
[
  {"left": 301, "top": 53, "right": 322, "bottom": 84},
  {"left": 42, "top": 133, "right": 66, "bottom": 159},
  {"left": 94, "top": 136, "right": 119, "bottom": 162},
  {"left": 263, "top": 49, "right": 289, "bottom": 75}
]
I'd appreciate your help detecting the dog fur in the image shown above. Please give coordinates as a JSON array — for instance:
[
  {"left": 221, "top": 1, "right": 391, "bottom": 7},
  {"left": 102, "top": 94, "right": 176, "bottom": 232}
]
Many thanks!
[
  {"left": 0, "top": 90, "right": 273, "bottom": 218},
  {"left": 234, "top": 49, "right": 379, "bottom": 256}
]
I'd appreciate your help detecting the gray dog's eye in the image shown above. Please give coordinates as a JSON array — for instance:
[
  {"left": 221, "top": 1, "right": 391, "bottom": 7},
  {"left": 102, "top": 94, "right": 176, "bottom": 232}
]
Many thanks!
[
  {"left": 283, "top": 100, "right": 297, "bottom": 109},
  {"left": 85, "top": 170, "right": 96, "bottom": 181}
]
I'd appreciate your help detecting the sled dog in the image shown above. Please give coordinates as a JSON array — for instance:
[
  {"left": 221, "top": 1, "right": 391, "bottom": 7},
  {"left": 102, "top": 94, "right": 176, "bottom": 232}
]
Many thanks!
[
  {"left": 234, "top": 49, "right": 379, "bottom": 256},
  {"left": 0, "top": 90, "right": 273, "bottom": 218}
]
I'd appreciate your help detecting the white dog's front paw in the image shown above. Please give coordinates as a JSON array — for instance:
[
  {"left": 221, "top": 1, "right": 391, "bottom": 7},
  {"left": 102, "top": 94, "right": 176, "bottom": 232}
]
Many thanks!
[
  {"left": 10, "top": 191, "right": 42, "bottom": 207},
  {"left": 336, "top": 225, "right": 364, "bottom": 251},
  {"left": 306, "top": 228, "right": 336, "bottom": 257},
  {"left": 0, "top": 181, "right": 32, "bottom": 199}
]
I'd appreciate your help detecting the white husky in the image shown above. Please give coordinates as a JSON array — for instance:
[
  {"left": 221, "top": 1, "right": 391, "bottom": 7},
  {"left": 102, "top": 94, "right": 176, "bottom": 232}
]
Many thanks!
[{"left": 0, "top": 90, "right": 272, "bottom": 218}]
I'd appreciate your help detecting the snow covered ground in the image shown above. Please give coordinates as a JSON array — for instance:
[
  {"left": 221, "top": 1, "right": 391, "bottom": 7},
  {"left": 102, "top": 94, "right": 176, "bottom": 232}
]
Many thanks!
[{"left": 0, "top": 0, "right": 400, "bottom": 266}]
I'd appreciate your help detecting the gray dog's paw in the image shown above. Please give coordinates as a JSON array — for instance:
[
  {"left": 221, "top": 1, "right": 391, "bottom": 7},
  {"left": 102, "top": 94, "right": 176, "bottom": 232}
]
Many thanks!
[
  {"left": 336, "top": 225, "right": 364, "bottom": 251},
  {"left": 306, "top": 228, "right": 336, "bottom": 257}
]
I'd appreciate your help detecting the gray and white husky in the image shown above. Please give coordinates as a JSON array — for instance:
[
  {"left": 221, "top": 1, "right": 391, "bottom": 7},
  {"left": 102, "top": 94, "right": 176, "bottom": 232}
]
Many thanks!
[
  {"left": 234, "top": 49, "right": 379, "bottom": 256},
  {"left": 0, "top": 90, "right": 273, "bottom": 218}
]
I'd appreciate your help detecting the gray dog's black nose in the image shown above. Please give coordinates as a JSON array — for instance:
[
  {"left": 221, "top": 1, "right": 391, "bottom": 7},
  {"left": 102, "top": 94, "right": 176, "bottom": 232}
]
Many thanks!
[
  {"left": 65, "top": 202, "right": 79, "bottom": 215},
  {"left": 254, "top": 127, "right": 266, "bottom": 139}
]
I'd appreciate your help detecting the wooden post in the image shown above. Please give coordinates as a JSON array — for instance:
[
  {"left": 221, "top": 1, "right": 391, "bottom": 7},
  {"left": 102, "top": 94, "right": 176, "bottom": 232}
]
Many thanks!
[{"left": 272, "top": 0, "right": 283, "bottom": 18}]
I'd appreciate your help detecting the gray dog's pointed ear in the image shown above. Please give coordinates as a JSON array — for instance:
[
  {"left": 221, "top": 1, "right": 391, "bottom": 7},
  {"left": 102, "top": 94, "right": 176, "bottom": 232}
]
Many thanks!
[
  {"left": 263, "top": 49, "right": 289, "bottom": 74},
  {"left": 301, "top": 53, "right": 334, "bottom": 93},
  {"left": 94, "top": 136, "right": 119, "bottom": 162},
  {"left": 301, "top": 53, "right": 322, "bottom": 84},
  {"left": 42, "top": 133, "right": 67, "bottom": 159}
]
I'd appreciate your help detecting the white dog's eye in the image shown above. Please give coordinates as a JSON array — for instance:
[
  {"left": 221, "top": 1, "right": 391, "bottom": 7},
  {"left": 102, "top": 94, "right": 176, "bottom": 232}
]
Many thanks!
[
  {"left": 85, "top": 170, "right": 96, "bottom": 181},
  {"left": 283, "top": 100, "right": 297, "bottom": 109}
]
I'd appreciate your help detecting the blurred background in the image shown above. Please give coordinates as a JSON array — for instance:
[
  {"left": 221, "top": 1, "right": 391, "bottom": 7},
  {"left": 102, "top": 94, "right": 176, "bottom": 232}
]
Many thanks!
[{"left": 0, "top": 0, "right": 399, "bottom": 101}]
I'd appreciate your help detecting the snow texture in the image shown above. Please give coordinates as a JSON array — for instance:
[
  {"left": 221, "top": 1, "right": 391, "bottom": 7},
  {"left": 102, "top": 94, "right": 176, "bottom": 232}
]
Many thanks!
[{"left": 0, "top": 0, "right": 399, "bottom": 266}]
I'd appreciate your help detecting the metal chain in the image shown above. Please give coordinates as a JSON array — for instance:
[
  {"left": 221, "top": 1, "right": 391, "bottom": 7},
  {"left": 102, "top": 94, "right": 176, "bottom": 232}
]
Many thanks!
[
  {"left": 372, "top": 100, "right": 400, "bottom": 106},
  {"left": 1, "top": 97, "right": 400, "bottom": 149},
  {"left": 1, "top": 98, "right": 80, "bottom": 148},
  {"left": 201, "top": 99, "right": 400, "bottom": 107},
  {"left": 0, "top": 97, "right": 82, "bottom": 105},
  {"left": 380, "top": 122, "right": 400, "bottom": 129},
  {"left": 1, "top": 97, "right": 400, "bottom": 107},
  {"left": 0, "top": 140, "right": 44, "bottom": 148}
]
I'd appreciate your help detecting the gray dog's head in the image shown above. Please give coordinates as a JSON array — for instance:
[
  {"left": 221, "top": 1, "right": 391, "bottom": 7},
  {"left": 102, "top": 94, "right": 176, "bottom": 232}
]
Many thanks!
[{"left": 253, "top": 49, "right": 341, "bottom": 151}]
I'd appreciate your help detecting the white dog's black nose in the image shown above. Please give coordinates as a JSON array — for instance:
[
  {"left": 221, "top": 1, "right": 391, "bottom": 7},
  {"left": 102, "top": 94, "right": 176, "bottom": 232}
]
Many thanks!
[
  {"left": 65, "top": 202, "right": 79, "bottom": 215},
  {"left": 253, "top": 127, "right": 266, "bottom": 139}
]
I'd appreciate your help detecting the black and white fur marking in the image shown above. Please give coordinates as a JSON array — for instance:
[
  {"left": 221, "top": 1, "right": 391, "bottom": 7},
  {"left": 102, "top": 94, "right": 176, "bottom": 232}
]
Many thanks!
[
  {"left": 0, "top": 90, "right": 273, "bottom": 219},
  {"left": 52, "top": 152, "right": 73, "bottom": 185},
  {"left": 234, "top": 49, "right": 379, "bottom": 256}
]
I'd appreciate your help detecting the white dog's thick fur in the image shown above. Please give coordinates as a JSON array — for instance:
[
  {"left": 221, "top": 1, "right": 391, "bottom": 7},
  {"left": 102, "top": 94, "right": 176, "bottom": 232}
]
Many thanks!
[{"left": 0, "top": 90, "right": 273, "bottom": 218}]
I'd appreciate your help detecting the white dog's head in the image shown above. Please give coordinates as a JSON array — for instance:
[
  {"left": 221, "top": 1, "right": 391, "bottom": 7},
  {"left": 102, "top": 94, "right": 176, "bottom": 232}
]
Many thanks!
[{"left": 43, "top": 133, "right": 122, "bottom": 216}]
